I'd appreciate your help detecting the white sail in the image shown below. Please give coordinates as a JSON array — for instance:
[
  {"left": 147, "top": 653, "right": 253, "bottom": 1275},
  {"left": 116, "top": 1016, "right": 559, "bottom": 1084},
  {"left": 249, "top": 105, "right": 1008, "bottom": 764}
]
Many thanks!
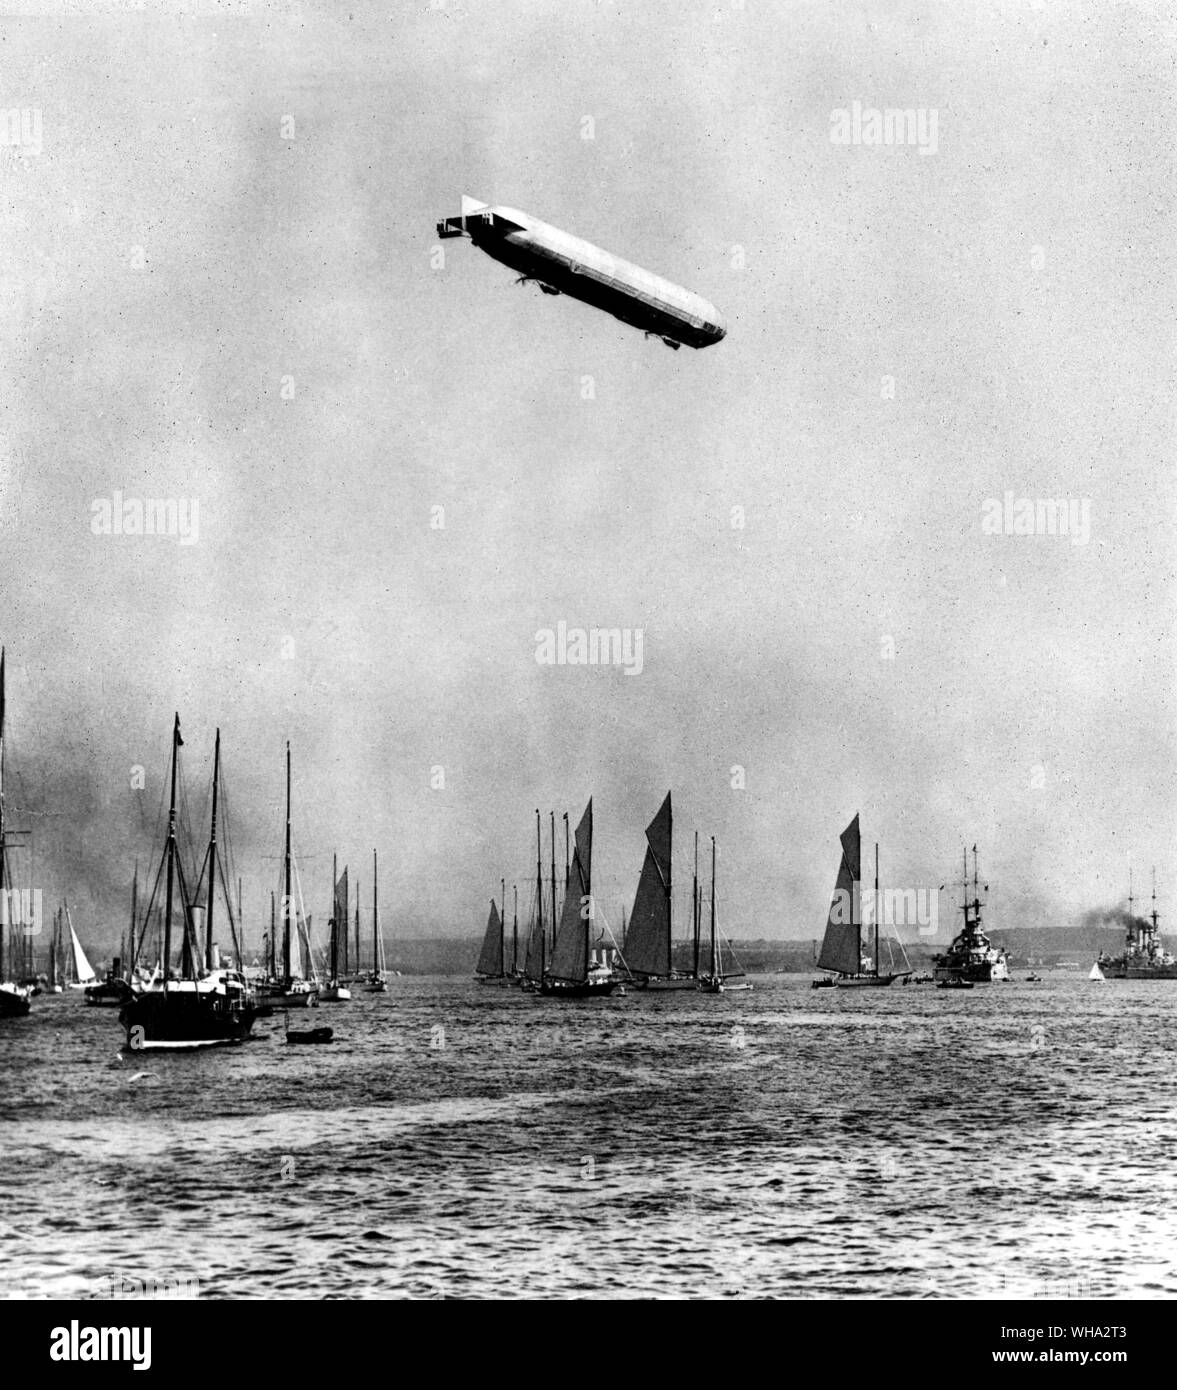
[
  {"left": 1089, "top": 962, "right": 1105, "bottom": 981},
  {"left": 69, "top": 920, "right": 96, "bottom": 985}
]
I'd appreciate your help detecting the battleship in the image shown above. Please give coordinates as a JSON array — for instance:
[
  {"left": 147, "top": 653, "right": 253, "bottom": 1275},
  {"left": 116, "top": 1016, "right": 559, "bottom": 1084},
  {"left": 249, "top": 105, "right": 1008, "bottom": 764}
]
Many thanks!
[
  {"left": 932, "top": 847, "right": 1009, "bottom": 983},
  {"left": 1096, "top": 871, "right": 1177, "bottom": 979}
]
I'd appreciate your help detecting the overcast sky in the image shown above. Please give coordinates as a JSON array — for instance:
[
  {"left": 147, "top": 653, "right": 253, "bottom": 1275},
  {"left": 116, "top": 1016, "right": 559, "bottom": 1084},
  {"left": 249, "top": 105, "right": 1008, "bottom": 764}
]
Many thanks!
[{"left": 1, "top": 0, "right": 1173, "bottom": 958}]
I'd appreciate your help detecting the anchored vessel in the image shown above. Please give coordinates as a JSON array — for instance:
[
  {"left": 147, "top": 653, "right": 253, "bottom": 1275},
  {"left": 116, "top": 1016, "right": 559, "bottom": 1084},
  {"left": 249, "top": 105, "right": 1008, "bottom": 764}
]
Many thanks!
[
  {"left": 474, "top": 896, "right": 507, "bottom": 984},
  {"left": 932, "top": 847, "right": 1009, "bottom": 983},
  {"left": 697, "top": 836, "right": 752, "bottom": 993},
  {"left": 437, "top": 196, "right": 726, "bottom": 351},
  {"left": 815, "top": 814, "right": 911, "bottom": 987},
  {"left": 541, "top": 800, "right": 615, "bottom": 998},
  {"left": 624, "top": 792, "right": 698, "bottom": 990},
  {"left": 365, "top": 849, "right": 389, "bottom": 991},
  {"left": 1096, "top": 871, "right": 1177, "bottom": 979},
  {"left": 119, "top": 719, "right": 257, "bottom": 1050},
  {"left": 319, "top": 857, "right": 352, "bottom": 1002},
  {"left": 0, "top": 649, "right": 32, "bottom": 1018}
]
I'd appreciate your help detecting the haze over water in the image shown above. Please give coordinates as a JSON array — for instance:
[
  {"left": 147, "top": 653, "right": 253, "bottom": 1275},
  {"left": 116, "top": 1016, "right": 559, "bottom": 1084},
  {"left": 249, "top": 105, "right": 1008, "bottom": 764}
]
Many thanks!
[{"left": 2, "top": 977, "right": 1173, "bottom": 1299}]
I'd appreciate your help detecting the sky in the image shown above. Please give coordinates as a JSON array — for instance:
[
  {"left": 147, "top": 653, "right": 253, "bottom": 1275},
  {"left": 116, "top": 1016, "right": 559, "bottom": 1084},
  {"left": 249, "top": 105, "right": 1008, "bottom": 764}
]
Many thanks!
[{"left": 1, "top": 0, "right": 1174, "bottom": 961}]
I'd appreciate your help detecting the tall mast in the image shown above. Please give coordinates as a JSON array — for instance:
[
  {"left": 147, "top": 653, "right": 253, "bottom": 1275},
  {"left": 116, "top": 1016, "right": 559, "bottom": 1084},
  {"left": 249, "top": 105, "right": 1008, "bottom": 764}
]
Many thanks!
[
  {"left": 564, "top": 813, "right": 570, "bottom": 890},
  {"left": 583, "top": 804, "right": 592, "bottom": 978},
  {"left": 962, "top": 846, "right": 969, "bottom": 934},
  {"left": 666, "top": 794, "right": 673, "bottom": 975},
  {"left": 874, "top": 842, "right": 880, "bottom": 978},
  {"left": 331, "top": 852, "right": 339, "bottom": 982},
  {"left": 710, "top": 836, "right": 717, "bottom": 981},
  {"left": 373, "top": 848, "right": 379, "bottom": 975},
  {"left": 692, "top": 830, "right": 700, "bottom": 979},
  {"left": 550, "top": 812, "right": 557, "bottom": 953},
  {"left": 535, "top": 810, "right": 545, "bottom": 977},
  {"left": 513, "top": 884, "right": 518, "bottom": 974},
  {"left": 269, "top": 891, "right": 276, "bottom": 977},
  {"left": 237, "top": 876, "right": 243, "bottom": 964},
  {"left": 206, "top": 728, "right": 220, "bottom": 971},
  {"left": 500, "top": 876, "right": 506, "bottom": 977},
  {"left": 283, "top": 741, "right": 292, "bottom": 981},
  {"left": 162, "top": 714, "right": 181, "bottom": 994},
  {"left": 128, "top": 860, "right": 138, "bottom": 973}
]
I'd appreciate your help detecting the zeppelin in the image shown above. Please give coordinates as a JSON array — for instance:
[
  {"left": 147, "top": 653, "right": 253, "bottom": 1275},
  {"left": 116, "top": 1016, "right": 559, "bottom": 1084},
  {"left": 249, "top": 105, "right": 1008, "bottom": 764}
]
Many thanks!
[{"left": 436, "top": 195, "right": 726, "bottom": 350}]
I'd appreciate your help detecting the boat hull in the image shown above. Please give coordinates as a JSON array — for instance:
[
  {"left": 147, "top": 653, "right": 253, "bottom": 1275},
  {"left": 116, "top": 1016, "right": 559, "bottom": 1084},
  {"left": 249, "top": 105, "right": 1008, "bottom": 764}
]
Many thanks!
[
  {"left": 119, "top": 991, "right": 257, "bottom": 1050},
  {"left": 85, "top": 980, "right": 134, "bottom": 1007},
  {"left": 0, "top": 985, "right": 32, "bottom": 1017},
  {"left": 635, "top": 975, "right": 698, "bottom": 991},
  {"left": 833, "top": 973, "right": 902, "bottom": 988},
  {"left": 1098, "top": 961, "right": 1177, "bottom": 979},
  {"left": 286, "top": 1027, "right": 333, "bottom": 1044},
  {"left": 539, "top": 978, "right": 616, "bottom": 998}
]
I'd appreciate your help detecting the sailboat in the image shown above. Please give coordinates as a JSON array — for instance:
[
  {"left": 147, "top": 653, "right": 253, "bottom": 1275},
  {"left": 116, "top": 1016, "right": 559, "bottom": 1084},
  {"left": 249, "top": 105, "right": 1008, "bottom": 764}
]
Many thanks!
[
  {"left": 0, "top": 647, "right": 32, "bottom": 1018},
  {"left": 474, "top": 896, "right": 507, "bottom": 983},
  {"left": 520, "top": 811, "right": 547, "bottom": 993},
  {"left": 541, "top": 799, "right": 615, "bottom": 998},
  {"left": 319, "top": 857, "right": 352, "bottom": 1002},
  {"left": 1089, "top": 962, "right": 1106, "bottom": 982},
  {"left": 814, "top": 814, "right": 910, "bottom": 987},
  {"left": 119, "top": 719, "right": 258, "bottom": 1049},
  {"left": 63, "top": 903, "right": 97, "bottom": 992},
  {"left": 624, "top": 792, "right": 697, "bottom": 990},
  {"left": 366, "top": 849, "right": 388, "bottom": 990},
  {"left": 45, "top": 908, "right": 63, "bottom": 994},
  {"left": 697, "top": 837, "right": 752, "bottom": 993},
  {"left": 259, "top": 743, "right": 320, "bottom": 1007}
]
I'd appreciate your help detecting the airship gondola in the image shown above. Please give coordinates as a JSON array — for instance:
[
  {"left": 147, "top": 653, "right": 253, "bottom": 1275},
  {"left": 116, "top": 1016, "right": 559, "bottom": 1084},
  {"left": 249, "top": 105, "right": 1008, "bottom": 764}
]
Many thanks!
[{"left": 437, "top": 196, "right": 726, "bottom": 350}]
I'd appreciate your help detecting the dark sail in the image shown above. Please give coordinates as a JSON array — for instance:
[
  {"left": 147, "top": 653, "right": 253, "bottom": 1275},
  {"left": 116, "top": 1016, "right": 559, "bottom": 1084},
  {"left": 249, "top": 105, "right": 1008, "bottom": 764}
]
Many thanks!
[
  {"left": 624, "top": 792, "right": 672, "bottom": 977},
  {"left": 476, "top": 901, "right": 503, "bottom": 976},
  {"left": 550, "top": 801, "right": 592, "bottom": 982},
  {"left": 818, "top": 813, "right": 861, "bottom": 975}
]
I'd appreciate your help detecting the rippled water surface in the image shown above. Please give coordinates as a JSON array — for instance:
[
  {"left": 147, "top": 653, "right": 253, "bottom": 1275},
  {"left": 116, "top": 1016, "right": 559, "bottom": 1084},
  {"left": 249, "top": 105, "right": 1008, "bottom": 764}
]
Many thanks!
[{"left": 1, "top": 975, "right": 1174, "bottom": 1298}]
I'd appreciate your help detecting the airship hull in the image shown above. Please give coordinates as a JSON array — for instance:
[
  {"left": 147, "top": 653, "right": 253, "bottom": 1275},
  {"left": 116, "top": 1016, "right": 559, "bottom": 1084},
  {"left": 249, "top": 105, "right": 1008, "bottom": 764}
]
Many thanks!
[{"left": 438, "top": 198, "right": 726, "bottom": 350}]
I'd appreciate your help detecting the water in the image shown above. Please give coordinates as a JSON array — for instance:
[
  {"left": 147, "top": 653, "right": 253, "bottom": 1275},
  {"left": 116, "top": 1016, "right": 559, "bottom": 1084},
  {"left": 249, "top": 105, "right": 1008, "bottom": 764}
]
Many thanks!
[{"left": 1, "top": 975, "right": 1174, "bottom": 1299}]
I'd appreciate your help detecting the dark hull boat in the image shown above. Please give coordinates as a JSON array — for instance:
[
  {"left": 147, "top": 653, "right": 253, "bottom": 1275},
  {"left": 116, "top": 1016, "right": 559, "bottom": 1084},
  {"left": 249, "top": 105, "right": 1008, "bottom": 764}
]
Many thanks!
[
  {"left": 286, "top": 1025, "right": 332, "bottom": 1044},
  {"left": 623, "top": 793, "right": 703, "bottom": 992},
  {"left": 814, "top": 814, "right": 911, "bottom": 989},
  {"left": 85, "top": 972, "right": 134, "bottom": 1008},
  {"left": 539, "top": 976, "right": 615, "bottom": 998},
  {"left": 932, "top": 848, "right": 1008, "bottom": 982},
  {"left": 1096, "top": 871, "right": 1177, "bottom": 979},
  {"left": 121, "top": 982, "right": 257, "bottom": 1049},
  {"left": 541, "top": 800, "right": 616, "bottom": 999},
  {"left": 121, "top": 719, "right": 258, "bottom": 1052},
  {"left": 0, "top": 984, "right": 31, "bottom": 1017}
]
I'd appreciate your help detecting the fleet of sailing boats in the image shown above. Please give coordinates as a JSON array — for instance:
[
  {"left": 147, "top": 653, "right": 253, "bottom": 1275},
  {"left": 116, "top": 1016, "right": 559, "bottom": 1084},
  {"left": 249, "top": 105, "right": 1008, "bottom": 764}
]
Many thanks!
[{"left": 2, "top": 654, "right": 1158, "bottom": 1039}]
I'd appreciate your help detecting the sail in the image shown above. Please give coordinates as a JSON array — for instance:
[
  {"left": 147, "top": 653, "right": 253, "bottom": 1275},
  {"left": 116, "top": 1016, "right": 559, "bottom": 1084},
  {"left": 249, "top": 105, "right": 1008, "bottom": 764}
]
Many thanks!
[
  {"left": 333, "top": 868, "right": 348, "bottom": 940},
  {"left": 818, "top": 814, "right": 861, "bottom": 975},
  {"left": 523, "top": 905, "right": 544, "bottom": 980},
  {"left": 1089, "top": 962, "right": 1105, "bottom": 981},
  {"left": 476, "top": 901, "right": 503, "bottom": 976},
  {"left": 69, "top": 921, "right": 96, "bottom": 984},
  {"left": 625, "top": 791, "right": 673, "bottom": 976},
  {"left": 550, "top": 800, "right": 592, "bottom": 982}
]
